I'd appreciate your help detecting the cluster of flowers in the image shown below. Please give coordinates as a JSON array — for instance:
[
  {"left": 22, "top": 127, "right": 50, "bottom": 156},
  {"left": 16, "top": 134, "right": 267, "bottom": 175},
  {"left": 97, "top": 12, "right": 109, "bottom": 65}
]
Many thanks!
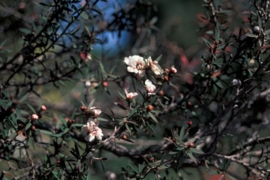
[
  {"left": 81, "top": 106, "right": 103, "bottom": 142},
  {"left": 124, "top": 55, "right": 177, "bottom": 96},
  {"left": 124, "top": 55, "right": 164, "bottom": 78},
  {"left": 81, "top": 55, "right": 177, "bottom": 142}
]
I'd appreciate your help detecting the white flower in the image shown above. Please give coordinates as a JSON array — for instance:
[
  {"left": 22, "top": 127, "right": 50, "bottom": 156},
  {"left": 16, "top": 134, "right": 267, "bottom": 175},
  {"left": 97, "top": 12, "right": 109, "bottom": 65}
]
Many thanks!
[
  {"left": 89, "top": 107, "right": 102, "bottom": 117},
  {"left": 145, "top": 57, "right": 164, "bottom": 75},
  {"left": 81, "top": 121, "right": 103, "bottom": 142},
  {"left": 124, "top": 89, "right": 138, "bottom": 100},
  {"left": 124, "top": 55, "right": 146, "bottom": 77},
  {"left": 145, "top": 79, "right": 156, "bottom": 95}
]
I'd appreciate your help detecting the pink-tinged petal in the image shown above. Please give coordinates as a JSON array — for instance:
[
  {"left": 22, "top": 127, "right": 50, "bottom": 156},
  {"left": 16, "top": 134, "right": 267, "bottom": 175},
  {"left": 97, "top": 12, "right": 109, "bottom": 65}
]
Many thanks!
[{"left": 145, "top": 79, "right": 156, "bottom": 94}]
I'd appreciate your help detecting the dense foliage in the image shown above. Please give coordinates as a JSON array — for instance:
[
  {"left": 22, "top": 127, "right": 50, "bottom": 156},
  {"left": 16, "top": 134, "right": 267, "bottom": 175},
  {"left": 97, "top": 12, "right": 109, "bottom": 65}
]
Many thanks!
[{"left": 1, "top": 0, "right": 270, "bottom": 179}]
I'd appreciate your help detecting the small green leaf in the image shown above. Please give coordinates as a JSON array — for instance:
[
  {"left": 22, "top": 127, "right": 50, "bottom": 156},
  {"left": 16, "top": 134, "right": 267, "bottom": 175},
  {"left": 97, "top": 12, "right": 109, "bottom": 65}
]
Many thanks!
[
  {"left": 224, "top": 159, "right": 231, "bottom": 171},
  {"left": 62, "top": 128, "right": 69, "bottom": 135},
  {"left": 118, "top": 91, "right": 126, "bottom": 99},
  {"left": 70, "top": 124, "right": 83, "bottom": 128},
  {"left": 59, "top": 80, "right": 67, "bottom": 87},
  {"left": 39, "top": 129, "right": 53, "bottom": 136},
  {"left": 190, "top": 148, "right": 204, "bottom": 154},
  {"left": 52, "top": 170, "right": 59, "bottom": 179},
  {"left": 88, "top": 98, "right": 95, "bottom": 109},
  {"left": 39, "top": 130, "right": 61, "bottom": 137},
  {"left": 245, "top": 33, "right": 258, "bottom": 38},
  {"left": 125, "top": 124, "right": 131, "bottom": 135},
  {"left": 146, "top": 123, "right": 155, "bottom": 133},
  {"left": 25, "top": 122, "right": 32, "bottom": 130},
  {"left": 186, "top": 151, "right": 197, "bottom": 164},
  {"left": 58, "top": 116, "right": 67, "bottom": 126},
  {"left": 127, "top": 108, "right": 137, "bottom": 119},
  {"left": 96, "top": 117, "right": 108, "bottom": 121},
  {"left": 99, "top": 61, "right": 107, "bottom": 77},
  {"left": 86, "top": 173, "right": 91, "bottom": 180},
  {"left": 148, "top": 112, "right": 158, "bottom": 123},
  {"left": 179, "top": 126, "right": 185, "bottom": 141},
  {"left": 25, "top": 103, "right": 36, "bottom": 114},
  {"left": 129, "top": 163, "right": 138, "bottom": 174},
  {"left": 155, "top": 54, "right": 163, "bottom": 62}
]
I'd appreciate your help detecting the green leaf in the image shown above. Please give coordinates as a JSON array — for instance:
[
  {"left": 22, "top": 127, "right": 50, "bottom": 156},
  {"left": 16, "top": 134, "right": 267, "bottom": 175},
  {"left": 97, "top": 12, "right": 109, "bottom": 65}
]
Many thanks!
[
  {"left": 25, "top": 122, "right": 32, "bottom": 130},
  {"left": 129, "top": 163, "right": 138, "bottom": 174},
  {"left": 86, "top": 173, "right": 91, "bottom": 180},
  {"left": 150, "top": 16, "right": 158, "bottom": 25},
  {"left": 215, "top": 25, "right": 220, "bottom": 42},
  {"left": 25, "top": 103, "right": 36, "bottom": 114},
  {"left": 28, "top": 136, "right": 35, "bottom": 149},
  {"left": 0, "top": 99, "right": 11, "bottom": 109},
  {"left": 52, "top": 170, "right": 60, "bottom": 179},
  {"left": 245, "top": 33, "right": 258, "bottom": 38},
  {"left": 106, "top": 73, "right": 117, "bottom": 78},
  {"left": 59, "top": 80, "right": 67, "bottom": 88},
  {"left": 88, "top": 98, "right": 95, "bottom": 109},
  {"left": 39, "top": 129, "right": 53, "bottom": 136},
  {"left": 39, "top": 130, "right": 61, "bottom": 137},
  {"left": 190, "top": 148, "right": 204, "bottom": 154},
  {"left": 201, "top": 37, "right": 212, "bottom": 48},
  {"left": 224, "top": 159, "right": 231, "bottom": 171},
  {"left": 70, "top": 124, "right": 83, "bottom": 128},
  {"left": 19, "top": 110, "right": 29, "bottom": 115},
  {"left": 148, "top": 112, "right": 158, "bottom": 123},
  {"left": 19, "top": 94, "right": 28, "bottom": 103},
  {"left": 186, "top": 151, "right": 197, "bottom": 164},
  {"left": 127, "top": 108, "right": 138, "bottom": 119},
  {"left": 58, "top": 116, "right": 67, "bottom": 126},
  {"left": 155, "top": 54, "right": 163, "bottom": 62},
  {"left": 62, "top": 128, "right": 69, "bottom": 135},
  {"left": 146, "top": 123, "right": 155, "bottom": 133},
  {"left": 125, "top": 124, "right": 131, "bottom": 135},
  {"left": 99, "top": 61, "right": 107, "bottom": 77},
  {"left": 96, "top": 117, "right": 108, "bottom": 121},
  {"left": 118, "top": 91, "right": 126, "bottom": 99},
  {"left": 179, "top": 126, "right": 185, "bottom": 141}
]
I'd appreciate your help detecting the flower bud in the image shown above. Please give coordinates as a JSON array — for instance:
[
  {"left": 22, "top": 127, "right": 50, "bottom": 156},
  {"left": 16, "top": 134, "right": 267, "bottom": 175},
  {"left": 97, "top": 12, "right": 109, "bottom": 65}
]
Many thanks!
[
  {"left": 158, "top": 90, "right": 164, "bottom": 96},
  {"left": 164, "top": 75, "right": 169, "bottom": 81},
  {"left": 85, "top": 81, "right": 91, "bottom": 87},
  {"left": 171, "top": 66, "right": 177, "bottom": 74},
  {"left": 103, "top": 81, "right": 108, "bottom": 87},
  {"left": 31, "top": 125, "right": 36, "bottom": 131},
  {"left": 31, "top": 114, "right": 39, "bottom": 120},
  {"left": 41, "top": 105, "right": 47, "bottom": 111},
  {"left": 81, "top": 105, "right": 87, "bottom": 112},
  {"left": 147, "top": 104, "right": 154, "bottom": 111}
]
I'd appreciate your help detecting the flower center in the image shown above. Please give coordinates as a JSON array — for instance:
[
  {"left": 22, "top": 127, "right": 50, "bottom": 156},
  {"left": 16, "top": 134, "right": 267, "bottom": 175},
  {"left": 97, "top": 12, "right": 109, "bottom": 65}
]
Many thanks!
[{"left": 136, "top": 62, "right": 144, "bottom": 70}]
